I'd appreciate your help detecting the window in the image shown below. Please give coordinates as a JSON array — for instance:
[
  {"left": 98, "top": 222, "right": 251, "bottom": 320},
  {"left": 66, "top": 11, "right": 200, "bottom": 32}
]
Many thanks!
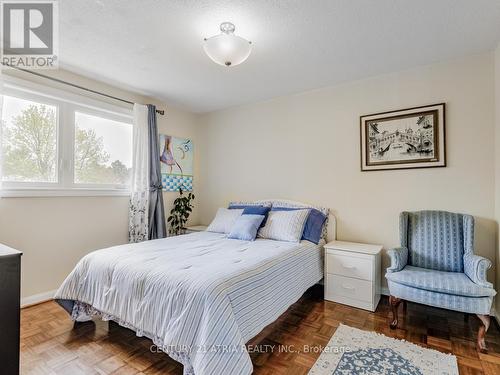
[
  {"left": 74, "top": 112, "right": 132, "bottom": 185},
  {"left": 0, "top": 78, "right": 133, "bottom": 196},
  {"left": 1, "top": 96, "right": 58, "bottom": 183}
]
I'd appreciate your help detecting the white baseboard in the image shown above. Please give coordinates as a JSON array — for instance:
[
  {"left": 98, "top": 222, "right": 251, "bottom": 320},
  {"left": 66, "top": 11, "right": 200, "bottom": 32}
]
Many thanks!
[{"left": 21, "top": 289, "right": 56, "bottom": 308}]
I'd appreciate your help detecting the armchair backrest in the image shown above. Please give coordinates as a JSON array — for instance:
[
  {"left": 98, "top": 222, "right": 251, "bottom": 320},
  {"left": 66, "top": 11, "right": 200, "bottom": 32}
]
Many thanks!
[{"left": 400, "top": 211, "right": 474, "bottom": 273}]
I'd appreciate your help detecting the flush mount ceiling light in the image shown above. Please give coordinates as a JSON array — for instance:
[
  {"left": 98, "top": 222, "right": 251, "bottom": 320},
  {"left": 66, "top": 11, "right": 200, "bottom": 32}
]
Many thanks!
[{"left": 203, "top": 22, "right": 252, "bottom": 67}]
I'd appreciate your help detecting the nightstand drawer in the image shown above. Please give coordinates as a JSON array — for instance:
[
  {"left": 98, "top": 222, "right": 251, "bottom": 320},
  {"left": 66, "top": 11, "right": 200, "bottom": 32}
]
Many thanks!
[
  {"left": 325, "top": 274, "right": 372, "bottom": 303},
  {"left": 326, "top": 253, "right": 373, "bottom": 281}
]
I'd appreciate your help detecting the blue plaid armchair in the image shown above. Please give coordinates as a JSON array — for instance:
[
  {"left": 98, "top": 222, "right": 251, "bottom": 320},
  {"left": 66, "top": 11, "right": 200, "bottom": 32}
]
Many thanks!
[{"left": 385, "top": 211, "right": 496, "bottom": 352}]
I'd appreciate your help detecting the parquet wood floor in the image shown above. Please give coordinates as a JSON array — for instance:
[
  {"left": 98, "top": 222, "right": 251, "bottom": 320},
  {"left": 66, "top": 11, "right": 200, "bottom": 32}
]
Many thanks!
[{"left": 20, "top": 285, "right": 500, "bottom": 374}]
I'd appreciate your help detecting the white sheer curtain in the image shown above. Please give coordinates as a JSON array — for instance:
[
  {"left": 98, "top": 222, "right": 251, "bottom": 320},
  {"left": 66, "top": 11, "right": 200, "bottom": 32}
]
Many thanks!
[{"left": 128, "top": 104, "right": 150, "bottom": 242}]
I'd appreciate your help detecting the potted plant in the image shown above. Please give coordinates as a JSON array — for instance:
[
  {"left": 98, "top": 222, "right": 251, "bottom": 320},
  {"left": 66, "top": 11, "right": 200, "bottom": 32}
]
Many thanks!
[{"left": 167, "top": 187, "right": 195, "bottom": 236}]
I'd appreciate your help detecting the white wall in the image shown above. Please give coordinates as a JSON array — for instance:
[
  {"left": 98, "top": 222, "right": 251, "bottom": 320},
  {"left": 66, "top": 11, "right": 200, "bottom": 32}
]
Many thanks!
[
  {"left": 0, "top": 69, "right": 200, "bottom": 301},
  {"left": 198, "top": 53, "right": 497, "bottom": 286}
]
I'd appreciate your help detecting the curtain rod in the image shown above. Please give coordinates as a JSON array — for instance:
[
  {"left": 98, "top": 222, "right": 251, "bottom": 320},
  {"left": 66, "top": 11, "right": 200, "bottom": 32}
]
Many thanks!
[{"left": 1, "top": 63, "right": 165, "bottom": 116}]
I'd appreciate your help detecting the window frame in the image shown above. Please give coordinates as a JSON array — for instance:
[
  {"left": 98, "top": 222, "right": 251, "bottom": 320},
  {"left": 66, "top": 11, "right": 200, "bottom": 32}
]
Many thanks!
[{"left": 1, "top": 76, "right": 133, "bottom": 197}]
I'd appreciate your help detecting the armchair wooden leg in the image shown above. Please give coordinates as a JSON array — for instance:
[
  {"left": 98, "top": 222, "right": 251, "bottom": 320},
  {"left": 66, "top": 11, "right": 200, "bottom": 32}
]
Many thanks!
[
  {"left": 476, "top": 314, "right": 490, "bottom": 353},
  {"left": 389, "top": 296, "right": 402, "bottom": 329}
]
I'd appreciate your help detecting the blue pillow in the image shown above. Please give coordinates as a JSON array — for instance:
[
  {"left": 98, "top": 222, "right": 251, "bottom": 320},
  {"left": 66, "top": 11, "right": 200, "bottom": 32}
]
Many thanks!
[
  {"left": 271, "top": 207, "right": 327, "bottom": 244},
  {"left": 242, "top": 206, "right": 270, "bottom": 227},
  {"left": 228, "top": 214, "right": 265, "bottom": 241},
  {"left": 229, "top": 204, "right": 270, "bottom": 227},
  {"left": 228, "top": 204, "right": 263, "bottom": 209}
]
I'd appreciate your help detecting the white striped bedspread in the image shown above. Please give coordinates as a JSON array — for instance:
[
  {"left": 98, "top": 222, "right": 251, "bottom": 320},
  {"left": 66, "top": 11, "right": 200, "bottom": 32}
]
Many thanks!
[{"left": 55, "top": 231, "right": 324, "bottom": 375}]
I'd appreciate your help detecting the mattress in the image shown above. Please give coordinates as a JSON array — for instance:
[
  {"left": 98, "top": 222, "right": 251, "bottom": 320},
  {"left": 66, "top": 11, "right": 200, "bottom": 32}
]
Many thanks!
[{"left": 55, "top": 231, "right": 324, "bottom": 375}]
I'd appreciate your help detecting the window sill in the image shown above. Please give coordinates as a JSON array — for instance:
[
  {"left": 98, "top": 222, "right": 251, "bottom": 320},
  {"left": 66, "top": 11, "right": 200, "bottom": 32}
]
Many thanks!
[{"left": 0, "top": 189, "right": 131, "bottom": 198}]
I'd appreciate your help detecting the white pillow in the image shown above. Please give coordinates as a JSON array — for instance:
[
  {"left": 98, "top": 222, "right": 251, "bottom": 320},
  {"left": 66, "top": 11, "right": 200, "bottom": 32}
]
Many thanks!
[
  {"left": 206, "top": 208, "right": 244, "bottom": 234},
  {"left": 258, "top": 209, "right": 310, "bottom": 242}
]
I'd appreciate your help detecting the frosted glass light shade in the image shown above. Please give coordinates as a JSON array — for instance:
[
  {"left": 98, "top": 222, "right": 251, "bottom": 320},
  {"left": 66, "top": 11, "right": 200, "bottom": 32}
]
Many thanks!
[{"left": 203, "top": 22, "right": 252, "bottom": 67}]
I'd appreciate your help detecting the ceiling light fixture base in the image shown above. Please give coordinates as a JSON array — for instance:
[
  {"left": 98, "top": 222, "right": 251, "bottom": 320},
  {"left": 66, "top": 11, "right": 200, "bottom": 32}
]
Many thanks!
[{"left": 220, "top": 22, "right": 235, "bottom": 34}]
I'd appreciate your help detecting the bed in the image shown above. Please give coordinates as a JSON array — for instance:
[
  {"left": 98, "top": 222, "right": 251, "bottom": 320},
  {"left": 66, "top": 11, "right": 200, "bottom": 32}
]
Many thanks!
[{"left": 55, "top": 200, "right": 336, "bottom": 375}]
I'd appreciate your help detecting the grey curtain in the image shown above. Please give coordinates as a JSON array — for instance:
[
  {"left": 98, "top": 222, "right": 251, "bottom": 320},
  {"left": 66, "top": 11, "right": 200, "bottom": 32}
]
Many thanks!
[{"left": 147, "top": 104, "right": 166, "bottom": 239}]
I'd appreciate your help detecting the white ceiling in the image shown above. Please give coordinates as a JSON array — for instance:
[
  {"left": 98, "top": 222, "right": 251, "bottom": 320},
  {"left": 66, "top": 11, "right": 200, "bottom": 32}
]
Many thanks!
[{"left": 60, "top": 0, "right": 500, "bottom": 113}]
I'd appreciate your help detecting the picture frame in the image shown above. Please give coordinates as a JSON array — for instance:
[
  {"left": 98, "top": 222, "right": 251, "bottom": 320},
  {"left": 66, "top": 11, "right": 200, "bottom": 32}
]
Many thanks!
[
  {"left": 360, "top": 103, "right": 446, "bottom": 171},
  {"left": 159, "top": 134, "right": 194, "bottom": 191}
]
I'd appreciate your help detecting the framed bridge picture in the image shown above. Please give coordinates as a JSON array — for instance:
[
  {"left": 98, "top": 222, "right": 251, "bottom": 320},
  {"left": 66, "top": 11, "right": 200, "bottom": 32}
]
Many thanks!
[{"left": 360, "top": 103, "right": 446, "bottom": 171}]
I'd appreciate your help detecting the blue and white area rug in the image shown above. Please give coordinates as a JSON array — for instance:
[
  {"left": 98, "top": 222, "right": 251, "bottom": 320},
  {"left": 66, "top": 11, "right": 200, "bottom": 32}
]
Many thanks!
[{"left": 308, "top": 325, "right": 458, "bottom": 375}]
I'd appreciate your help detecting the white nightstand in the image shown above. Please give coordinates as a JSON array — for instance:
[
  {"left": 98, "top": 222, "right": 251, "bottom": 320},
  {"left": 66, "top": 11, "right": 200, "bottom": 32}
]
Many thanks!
[
  {"left": 185, "top": 225, "right": 208, "bottom": 234},
  {"left": 324, "top": 240, "right": 382, "bottom": 312}
]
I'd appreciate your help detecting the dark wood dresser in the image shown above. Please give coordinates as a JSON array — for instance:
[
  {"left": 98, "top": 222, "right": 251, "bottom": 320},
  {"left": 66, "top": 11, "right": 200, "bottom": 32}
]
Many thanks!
[{"left": 0, "top": 244, "right": 22, "bottom": 375}]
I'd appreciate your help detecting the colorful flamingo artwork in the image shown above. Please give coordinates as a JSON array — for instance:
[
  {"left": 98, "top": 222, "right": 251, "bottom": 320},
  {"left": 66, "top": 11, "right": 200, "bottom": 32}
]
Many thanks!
[{"left": 159, "top": 134, "right": 193, "bottom": 191}]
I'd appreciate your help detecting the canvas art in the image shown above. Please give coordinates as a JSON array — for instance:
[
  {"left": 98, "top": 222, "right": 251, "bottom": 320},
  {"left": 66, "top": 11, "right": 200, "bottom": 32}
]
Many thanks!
[
  {"left": 159, "top": 134, "right": 193, "bottom": 191},
  {"left": 360, "top": 103, "right": 446, "bottom": 171}
]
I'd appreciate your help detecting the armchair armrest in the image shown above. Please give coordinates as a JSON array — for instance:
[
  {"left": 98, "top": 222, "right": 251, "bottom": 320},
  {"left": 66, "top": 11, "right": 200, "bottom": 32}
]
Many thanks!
[
  {"left": 386, "top": 247, "right": 408, "bottom": 273},
  {"left": 464, "top": 254, "right": 493, "bottom": 288}
]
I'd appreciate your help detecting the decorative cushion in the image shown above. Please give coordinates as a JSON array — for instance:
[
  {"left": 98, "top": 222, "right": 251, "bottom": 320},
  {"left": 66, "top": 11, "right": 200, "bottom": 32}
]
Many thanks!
[
  {"left": 229, "top": 202, "right": 272, "bottom": 226},
  {"left": 228, "top": 215, "right": 265, "bottom": 241},
  {"left": 257, "top": 209, "right": 310, "bottom": 243},
  {"left": 272, "top": 207, "right": 326, "bottom": 244},
  {"left": 241, "top": 205, "right": 270, "bottom": 215},
  {"left": 242, "top": 206, "right": 271, "bottom": 227},
  {"left": 206, "top": 208, "right": 243, "bottom": 234},
  {"left": 385, "top": 266, "right": 496, "bottom": 297},
  {"left": 301, "top": 209, "right": 328, "bottom": 244}
]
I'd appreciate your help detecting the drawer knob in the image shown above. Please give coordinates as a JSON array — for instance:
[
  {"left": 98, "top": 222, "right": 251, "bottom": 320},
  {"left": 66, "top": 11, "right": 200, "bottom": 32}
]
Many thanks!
[{"left": 342, "top": 264, "right": 356, "bottom": 270}]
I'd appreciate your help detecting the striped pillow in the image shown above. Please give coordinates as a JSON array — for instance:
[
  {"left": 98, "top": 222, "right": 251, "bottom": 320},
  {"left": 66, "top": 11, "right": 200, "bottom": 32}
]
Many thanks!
[
  {"left": 256, "top": 199, "right": 329, "bottom": 241},
  {"left": 257, "top": 209, "right": 310, "bottom": 242},
  {"left": 271, "top": 207, "right": 327, "bottom": 244}
]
